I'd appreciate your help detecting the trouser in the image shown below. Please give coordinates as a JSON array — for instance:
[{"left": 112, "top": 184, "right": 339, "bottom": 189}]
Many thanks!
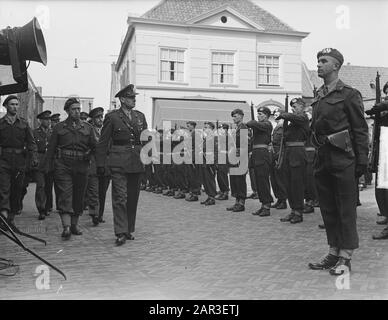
[
  {"left": 186, "top": 164, "right": 201, "bottom": 194},
  {"left": 253, "top": 163, "right": 273, "bottom": 205},
  {"left": 98, "top": 175, "right": 110, "bottom": 218},
  {"left": 0, "top": 165, "right": 25, "bottom": 221},
  {"left": 216, "top": 164, "right": 229, "bottom": 193},
  {"left": 153, "top": 164, "right": 165, "bottom": 188},
  {"left": 86, "top": 174, "right": 99, "bottom": 213},
  {"left": 199, "top": 164, "right": 217, "bottom": 197},
  {"left": 283, "top": 150, "right": 305, "bottom": 211},
  {"left": 34, "top": 170, "right": 47, "bottom": 214},
  {"left": 144, "top": 164, "right": 155, "bottom": 186},
  {"left": 54, "top": 159, "right": 89, "bottom": 219},
  {"left": 229, "top": 172, "right": 247, "bottom": 200},
  {"left": 375, "top": 187, "right": 388, "bottom": 217},
  {"left": 304, "top": 159, "right": 318, "bottom": 201},
  {"left": 314, "top": 163, "right": 359, "bottom": 250},
  {"left": 111, "top": 170, "right": 141, "bottom": 236},
  {"left": 249, "top": 167, "right": 257, "bottom": 193},
  {"left": 270, "top": 159, "right": 287, "bottom": 201},
  {"left": 175, "top": 164, "right": 188, "bottom": 191},
  {"left": 45, "top": 172, "right": 59, "bottom": 211}
]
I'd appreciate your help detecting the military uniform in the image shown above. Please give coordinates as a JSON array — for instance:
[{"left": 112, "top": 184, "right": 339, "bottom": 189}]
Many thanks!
[
  {"left": 0, "top": 95, "right": 38, "bottom": 224},
  {"left": 32, "top": 110, "right": 52, "bottom": 220},
  {"left": 215, "top": 125, "right": 230, "bottom": 200},
  {"left": 45, "top": 98, "right": 97, "bottom": 239},
  {"left": 95, "top": 85, "right": 147, "bottom": 244},
  {"left": 185, "top": 127, "right": 202, "bottom": 201}
]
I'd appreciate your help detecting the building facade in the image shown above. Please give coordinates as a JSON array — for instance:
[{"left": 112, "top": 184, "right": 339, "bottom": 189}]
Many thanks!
[{"left": 111, "top": 0, "right": 309, "bottom": 128}]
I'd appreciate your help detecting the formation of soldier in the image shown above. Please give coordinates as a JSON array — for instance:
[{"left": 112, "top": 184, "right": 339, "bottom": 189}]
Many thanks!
[{"left": 1, "top": 47, "right": 386, "bottom": 277}]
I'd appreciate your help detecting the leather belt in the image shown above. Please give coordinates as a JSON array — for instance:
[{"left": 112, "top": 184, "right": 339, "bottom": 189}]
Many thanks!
[
  {"left": 2, "top": 147, "right": 24, "bottom": 154},
  {"left": 285, "top": 142, "right": 305, "bottom": 147},
  {"left": 252, "top": 144, "right": 269, "bottom": 150},
  {"left": 61, "top": 149, "right": 87, "bottom": 157},
  {"left": 305, "top": 147, "right": 316, "bottom": 152}
]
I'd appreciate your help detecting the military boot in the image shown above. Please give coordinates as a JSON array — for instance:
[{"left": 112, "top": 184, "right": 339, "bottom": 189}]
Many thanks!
[
  {"left": 70, "top": 215, "right": 83, "bottom": 235},
  {"left": 61, "top": 226, "right": 71, "bottom": 240}
]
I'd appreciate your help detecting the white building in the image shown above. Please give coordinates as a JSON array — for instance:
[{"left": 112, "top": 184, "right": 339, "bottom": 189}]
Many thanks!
[{"left": 111, "top": 0, "right": 309, "bottom": 128}]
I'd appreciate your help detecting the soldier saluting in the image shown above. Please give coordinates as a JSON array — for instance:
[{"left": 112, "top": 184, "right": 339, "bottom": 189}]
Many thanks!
[
  {"left": 95, "top": 84, "right": 148, "bottom": 246},
  {"left": 308, "top": 48, "right": 369, "bottom": 275}
]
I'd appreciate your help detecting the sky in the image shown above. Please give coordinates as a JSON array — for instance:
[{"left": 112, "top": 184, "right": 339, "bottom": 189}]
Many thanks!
[{"left": 0, "top": 0, "right": 387, "bottom": 109}]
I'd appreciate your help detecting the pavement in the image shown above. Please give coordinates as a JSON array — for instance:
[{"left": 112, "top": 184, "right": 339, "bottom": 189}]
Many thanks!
[{"left": 1, "top": 183, "right": 388, "bottom": 300}]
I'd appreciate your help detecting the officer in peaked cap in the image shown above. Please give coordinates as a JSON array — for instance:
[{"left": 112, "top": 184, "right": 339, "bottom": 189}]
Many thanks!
[
  {"left": 96, "top": 83, "right": 147, "bottom": 246},
  {"left": 89, "top": 107, "right": 104, "bottom": 119},
  {"left": 80, "top": 111, "right": 89, "bottom": 122},
  {"left": 33, "top": 110, "right": 52, "bottom": 220},
  {"left": 50, "top": 113, "right": 61, "bottom": 125}
]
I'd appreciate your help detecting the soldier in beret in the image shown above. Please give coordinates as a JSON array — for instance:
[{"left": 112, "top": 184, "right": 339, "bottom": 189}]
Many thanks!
[
  {"left": 45, "top": 97, "right": 97, "bottom": 240},
  {"left": 85, "top": 107, "right": 110, "bottom": 226},
  {"left": 185, "top": 121, "right": 202, "bottom": 202},
  {"left": 33, "top": 110, "right": 52, "bottom": 220},
  {"left": 246, "top": 106, "right": 274, "bottom": 216},
  {"left": 0, "top": 95, "right": 38, "bottom": 227},
  {"left": 227, "top": 108, "right": 248, "bottom": 212},
  {"left": 95, "top": 84, "right": 148, "bottom": 246},
  {"left": 215, "top": 123, "right": 230, "bottom": 200},
  {"left": 308, "top": 48, "right": 369, "bottom": 275},
  {"left": 277, "top": 98, "right": 309, "bottom": 224}
]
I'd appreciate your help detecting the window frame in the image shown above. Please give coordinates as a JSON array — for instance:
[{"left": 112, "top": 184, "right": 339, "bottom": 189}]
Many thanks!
[
  {"left": 210, "top": 50, "right": 237, "bottom": 87},
  {"left": 257, "top": 54, "right": 281, "bottom": 87},
  {"left": 159, "top": 47, "right": 186, "bottom": 83}
]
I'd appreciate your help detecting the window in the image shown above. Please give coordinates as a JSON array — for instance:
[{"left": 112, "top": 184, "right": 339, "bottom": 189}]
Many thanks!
[
  {"left": 160, "top": 48, "right": 185, "bottom": 82},
  {"left": 258, "top": 55, "right": 279, "bottom": 86},
  {"left": 211, "top": 52, "right": 234, "bottom": 85}
]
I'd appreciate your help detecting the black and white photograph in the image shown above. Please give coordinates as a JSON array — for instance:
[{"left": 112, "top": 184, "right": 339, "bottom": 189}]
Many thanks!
[{"left": 1, "top": 0, "right": 388, "bottom": 303}]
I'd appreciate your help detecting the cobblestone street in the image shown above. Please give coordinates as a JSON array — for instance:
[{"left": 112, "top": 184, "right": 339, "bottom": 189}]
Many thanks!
[{"left": 1, "top": 183, "right": 388, "bottom": 300}]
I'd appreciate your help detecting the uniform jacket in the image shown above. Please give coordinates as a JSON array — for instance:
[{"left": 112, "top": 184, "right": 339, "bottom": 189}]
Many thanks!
[
  {"left": 311, "top": 79, "right": 369, "bottom": 171},
  {"left": 272, "top": 123, "right": 283, "bottom": 159},
  {"left": 95, "top": 107, "right": 148, "bottom": 173},
  {"left": 33, "top": 126, "right": 51, "bottom": 171},
  {"left": 246, "top": 119, "right": 273, "bottom": 166},
  {"left": 0, "top": 115, "right": 37, "bottom": 169}
]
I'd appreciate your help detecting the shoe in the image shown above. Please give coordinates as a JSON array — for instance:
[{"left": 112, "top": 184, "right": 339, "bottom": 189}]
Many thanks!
[
  {"left": 232, "top": 203, "right": 245, "bottom": 212},
  {"left": 205, "top": 198, "right": 215, "bottom": 206},
  {"left": 70, "top": 225, "right": 83, "bottom": 235},
  {"left": 185, "top": 194, "right": 198, "bottom": 202},
  {"left": 280, "top": 212, "right": 295, "bottom": 222},
  {"left": 145, "top": 186, "right": 154, "bottom": 192},
  {"left": 329, "top": 257, "right": 351, "bottom": 275},
  {"left": 61, "top": 226, "right": 71, "bottom": 240},
  {"left": 200, "top": 198, "right": 210, "bottom": 204},
  {"left": 226, "top": 204, "right": 237, "bottom": 211},
  {"left": 377, "top": 212, "right": 383, "bottom": 217},
  {"left": 308, "top": 254, "right": 339, "bottom": 270},
  {"left": 115, "top": 234, "right": 126, "bottom": 246},
  {"left": 312, "top": 200, "right": 320, "bottom": 207},
  {"left": 215, "top": 193, "right": 228, "bottom": 200},
  {"left": 252, "top": 193, "right": 259, "bottom": 199},
  {"left": 174, "top": 192, "right": 186, "bottom": 199},
  {"left": 38, "top": 213, "right": 46, "bottom": 220},
  {"left": 140, "top": 184, "right": 146, "bottom": 190},
  {"left": 271, "top": 200, "right": 281, "bottom": 208},
  {"left": 98, "top": 217, "right": 105, "bottom": 223},
  {"left": 376, "top": 217, "right": 388, "bottom": 225},
  {"left": 45, "top": 210, "right": 51, "bottom": 216},
  {"left": 92, "top": 216, "right": 99, "bottom": 226},
  {"left": 251, "top": 210, "right": 261, "bottom": 216},
  {"left": 303, "top": 206, "right": 314, "bottom": 214},
  {"left": 276, "top": 200, "right": 287, "bottom": 210},
  {"left": 372, "top": 228, "right": 388, "bottom": 240},
  {"left": 318, "top": 224, "right": 325, "bottom": 229},
  {"left": 126, "top": 233, "right": 135, "bottom": 240},
  {"left": 154, "top": 188, "right": 163, "bottom": 194},
  {"left": 259, "top": 207, "right": 270, "bottom": 217},
  {"left": 290, "top": 213, "right": 303, "bottom": 224},
  {"left": 357, "top": 201, "right": 361, "bottom": 207}
]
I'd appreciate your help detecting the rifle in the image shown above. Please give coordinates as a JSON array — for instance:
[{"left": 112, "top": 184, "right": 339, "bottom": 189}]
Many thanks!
[
  {"left": 369, "top": 72, "right": 382, "bottom": 174},
  {"left": 275, "top": 93, "right": 289, "bottom": 170},
  {"left": 250, "top": 101, "right": 254, "bottom": 121}
]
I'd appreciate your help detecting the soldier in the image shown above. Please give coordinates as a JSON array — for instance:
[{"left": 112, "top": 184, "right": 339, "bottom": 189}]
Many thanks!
[
  {"left": 45, "top": 113, "right": 61, "bottom": 213},
  {"left": 45, "top": 97, "right": 97, "bottom": 240},
  {"left": 33, "top": 110, "right": 52, "bottom": 220},
  {"left": 277, "top": 98, "right": 309, "bottom": 224},
  {"left": 80, "top": 111, "right": 89, "bottom": 122},
  {"left": 246, "top": 106, "right": 274, "bottom": 216},
  {"left": 95, "top": 84, "right": 147, "bottom": 246},
  {"left": 0, "top": 95, "right": 38, "bottom": 227},
  {"left": 215, "top": 123, "right": 230, "bottom": 200},
  {"left": 270, "top": 109, "right": 288, "bottom": 209},
  {"left": 227, "top": 109, "right": 248, "bottom": 212},
  {"left": 308, "top": 48, "right": 369, "bottom": 275},
  {"left": 85, "top": 107, "right": 110, "bottom": 226},
  {"left": 185, "top": 121, "right": 202, "bottom": 202}
]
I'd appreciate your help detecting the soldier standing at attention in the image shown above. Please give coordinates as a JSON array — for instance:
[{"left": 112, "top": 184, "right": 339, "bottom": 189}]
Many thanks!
[
  {"left": 0, "top": 95, "right": 38, "bottom": 227},
  {"left": 277, "top": 98, "right": 309, "bottom": 224},
  {"left": 33, "top": 110, "right": 52, "bottom": 220},
  {"left": 246, "top": 106, "right": 273, "bottom": 216},
  {"left": 95, "top": 84, "right": 148, "bottom": 246},
  {"left": 45, "top": 97, "right": 97, "bottom": 240},
  {"left": 308, "top": 48, "right": 369, "bottom": 275}
]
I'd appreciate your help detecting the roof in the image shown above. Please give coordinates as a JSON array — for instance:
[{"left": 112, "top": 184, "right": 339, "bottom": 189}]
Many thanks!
[
  {"left": 141, "top": 0, "right": 295, "bottom": 32},
  {"left": 303, "top": 64, "right": 388, "bottom": 107}
]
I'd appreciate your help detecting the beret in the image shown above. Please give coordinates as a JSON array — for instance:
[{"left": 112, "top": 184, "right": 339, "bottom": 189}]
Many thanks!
[
  {"left": 37, "top": 110, "right": 52, "bottom": 120},
  {"left": 2, "top": 95, "right": 18, "bottom": 107},
  {"left": 231, "top": 108, "right": 244, "bottom": 116},
  {"left": 204, "top": 121, "right": 215, "bottom": 129},
  {"left": 115, "top": 84, "right": 138, "bottom": 98},
  {"left": 80, "top": 111, "right": 89, "bottom": 118},
  {"left": 317, "top": 48, "right": 344, "bottom": 66},
  {"left": 50, "top": 113, "right": 60, "bottom": 120},
  {"left": 186, "top": 121, "right": 197, "bottom": 127},
  {"left": 221, "top": 123, "right": 229, "bottom": 130},
  {"left": 64, "top": 97, "right": 80, "bottom": 111},
  {"left": 257, "top": 106, "right": 271, "bottom": 117},
  {"left": 89, "top": 107, "right": 104, "bottom": 119},
  {"left": 290, "top": 97, "right": 306, "bottom": 108}
]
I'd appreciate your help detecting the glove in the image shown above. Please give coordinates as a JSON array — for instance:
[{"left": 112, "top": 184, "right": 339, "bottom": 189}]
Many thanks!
[
  {"left": 97, "top": 167, "right": 105, "bottom": 176},
  {"left": 366, "top": 101, "right": 388, "bottom": 115},
  {"left": 355, "top": 164, "right": 367, "bottom": 178}
]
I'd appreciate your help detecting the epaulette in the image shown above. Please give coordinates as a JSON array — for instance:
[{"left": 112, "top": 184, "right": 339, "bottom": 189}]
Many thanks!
[{"left": 133, "top": 109, "right": 145, "bottom": 116}]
